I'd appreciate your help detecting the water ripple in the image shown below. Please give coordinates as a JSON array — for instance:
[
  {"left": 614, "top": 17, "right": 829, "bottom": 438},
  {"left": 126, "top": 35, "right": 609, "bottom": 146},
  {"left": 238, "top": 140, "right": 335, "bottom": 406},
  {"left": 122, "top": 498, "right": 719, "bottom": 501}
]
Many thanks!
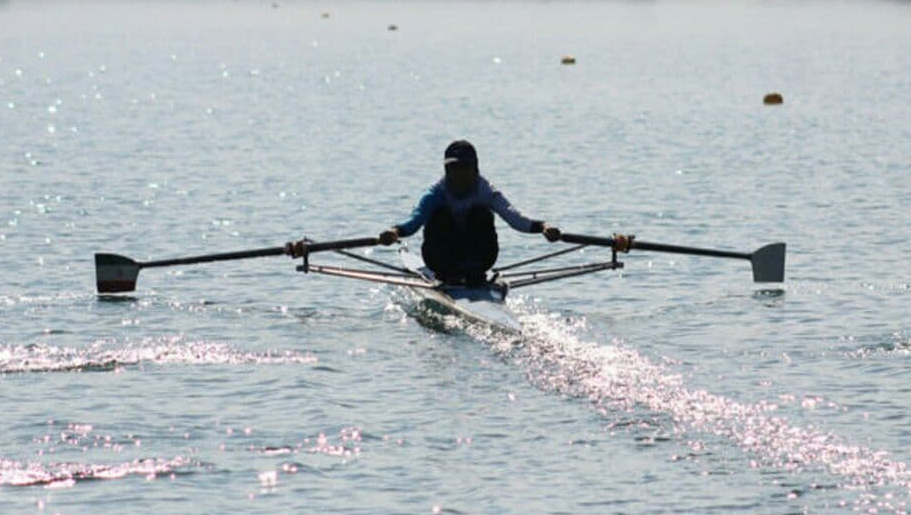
[
  {"left": 0, "top": 456, "right": 199, "bottom": 487},
  {"left": 845, "top": 330, "right": 911, "bottom": 358},
  {"left": 0, "top": 336, "right": 317, "bottom": 374},
  {"left": 464, "top": 299, "right": 911, "bottom": 508}
]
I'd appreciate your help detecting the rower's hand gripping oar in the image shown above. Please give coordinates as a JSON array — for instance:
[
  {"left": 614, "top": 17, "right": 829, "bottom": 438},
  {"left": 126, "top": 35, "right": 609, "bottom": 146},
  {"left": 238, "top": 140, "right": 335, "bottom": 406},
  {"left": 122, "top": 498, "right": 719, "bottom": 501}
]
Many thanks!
[
  {"left": 94, "top": 237, "right": 380, "bottom": 293},
  {"left": 559, "top": 233, "right": 786, "bottom": 283}
]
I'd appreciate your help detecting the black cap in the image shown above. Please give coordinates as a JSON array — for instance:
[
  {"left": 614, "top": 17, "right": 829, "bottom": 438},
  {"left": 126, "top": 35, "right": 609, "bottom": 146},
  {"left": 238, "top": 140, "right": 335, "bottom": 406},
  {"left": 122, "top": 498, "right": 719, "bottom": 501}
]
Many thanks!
[{"left": 444, "top": 140, "right": 478, "bottom": 168}]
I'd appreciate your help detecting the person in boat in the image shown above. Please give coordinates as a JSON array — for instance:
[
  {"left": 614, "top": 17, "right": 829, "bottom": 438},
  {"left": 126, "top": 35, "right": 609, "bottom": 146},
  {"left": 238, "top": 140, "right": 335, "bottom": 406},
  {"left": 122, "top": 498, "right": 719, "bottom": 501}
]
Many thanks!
[{"left": 377, "top": 140, "right": 562, "bottom": 285}]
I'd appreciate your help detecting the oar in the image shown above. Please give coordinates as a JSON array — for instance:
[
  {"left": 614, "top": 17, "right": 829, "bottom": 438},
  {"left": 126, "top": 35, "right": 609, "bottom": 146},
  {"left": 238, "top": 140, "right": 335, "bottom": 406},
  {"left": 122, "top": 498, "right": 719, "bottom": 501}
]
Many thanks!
[
  {"left": 559, "top": 233, "right": 786, "bottom": 283},
  {"left": 94, "top": 237, "right": 379, "bottom": 293}
]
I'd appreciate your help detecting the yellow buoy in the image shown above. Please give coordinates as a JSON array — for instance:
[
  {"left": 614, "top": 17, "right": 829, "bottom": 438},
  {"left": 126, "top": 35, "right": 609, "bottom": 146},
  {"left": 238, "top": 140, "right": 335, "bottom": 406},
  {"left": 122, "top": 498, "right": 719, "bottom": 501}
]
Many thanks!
[
  {"left": 561, "top": 56, "right": 576, "bottom": 65},
  {"left": 763, "top": 92, "right": 783, "bottom": 105}
]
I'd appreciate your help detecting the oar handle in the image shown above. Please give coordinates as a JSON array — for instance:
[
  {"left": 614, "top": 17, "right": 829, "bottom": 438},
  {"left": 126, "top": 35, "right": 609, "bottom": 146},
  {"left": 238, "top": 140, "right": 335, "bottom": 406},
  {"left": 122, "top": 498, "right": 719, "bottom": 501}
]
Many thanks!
[
  {"left": 142, "top": 246, "right": 286, "bottom": 268},
  {"left": 559, "top": 233, "right": 615, "bottom": 247},
  {"left": 559, "top": 233, "right": 750, "bottom": 260}
]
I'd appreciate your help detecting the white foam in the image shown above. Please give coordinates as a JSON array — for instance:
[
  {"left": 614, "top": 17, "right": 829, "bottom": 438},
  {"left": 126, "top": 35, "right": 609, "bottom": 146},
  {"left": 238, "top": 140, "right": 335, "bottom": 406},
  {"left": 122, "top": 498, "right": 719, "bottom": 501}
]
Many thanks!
[{"left": 0, "top": 336, "right": 317, "bottom": 374}]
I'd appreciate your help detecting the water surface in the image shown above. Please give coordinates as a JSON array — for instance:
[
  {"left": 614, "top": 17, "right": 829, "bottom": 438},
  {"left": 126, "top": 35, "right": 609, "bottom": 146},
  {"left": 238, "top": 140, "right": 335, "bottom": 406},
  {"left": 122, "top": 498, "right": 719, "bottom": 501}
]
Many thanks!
[{"left": 2, "top": 1, "right": 911, "bottom": 513}]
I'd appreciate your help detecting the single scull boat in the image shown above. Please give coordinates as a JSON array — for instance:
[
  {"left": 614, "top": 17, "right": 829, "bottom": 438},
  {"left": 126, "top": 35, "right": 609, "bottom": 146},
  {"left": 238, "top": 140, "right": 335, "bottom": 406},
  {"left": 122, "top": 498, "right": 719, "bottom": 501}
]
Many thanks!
[{"left": 94, "top": 234, "right": 785, "bottom": 333}]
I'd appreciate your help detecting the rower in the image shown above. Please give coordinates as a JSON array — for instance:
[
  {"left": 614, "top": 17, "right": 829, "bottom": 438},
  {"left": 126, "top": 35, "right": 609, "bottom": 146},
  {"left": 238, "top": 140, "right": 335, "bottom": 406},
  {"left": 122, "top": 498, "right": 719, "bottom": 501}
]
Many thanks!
[{"left": 378, "top": 140, "right": 562, "bottom": 286}]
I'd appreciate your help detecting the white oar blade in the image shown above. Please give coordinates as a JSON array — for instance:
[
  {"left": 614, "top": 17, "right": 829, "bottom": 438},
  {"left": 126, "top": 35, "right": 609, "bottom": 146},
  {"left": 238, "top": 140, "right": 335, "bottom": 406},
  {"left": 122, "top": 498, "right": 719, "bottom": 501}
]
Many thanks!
[
  {"left": 95, "top": 253, "right": 140, "bottom": 293},
  {"left": 750, "top": 243, "right": 786, "bottom": 283}
]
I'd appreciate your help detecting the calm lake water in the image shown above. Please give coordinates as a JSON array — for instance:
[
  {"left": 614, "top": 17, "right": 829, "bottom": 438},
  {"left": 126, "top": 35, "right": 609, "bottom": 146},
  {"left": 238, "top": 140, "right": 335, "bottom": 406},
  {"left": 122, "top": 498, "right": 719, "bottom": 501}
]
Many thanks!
[{"left": 2, "top": 0, "right": 911, "bottom": 513}]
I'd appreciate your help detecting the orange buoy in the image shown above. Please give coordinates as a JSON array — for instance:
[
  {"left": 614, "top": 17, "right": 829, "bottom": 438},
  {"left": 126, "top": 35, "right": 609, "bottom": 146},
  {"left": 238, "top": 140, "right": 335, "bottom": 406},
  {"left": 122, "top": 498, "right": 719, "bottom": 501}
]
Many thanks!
[
  {"left": 763, "top": 93, "right": 783, "bottom": 105},
  {"left": 561, "top": 55, "right": 576, "bottom": 65}
]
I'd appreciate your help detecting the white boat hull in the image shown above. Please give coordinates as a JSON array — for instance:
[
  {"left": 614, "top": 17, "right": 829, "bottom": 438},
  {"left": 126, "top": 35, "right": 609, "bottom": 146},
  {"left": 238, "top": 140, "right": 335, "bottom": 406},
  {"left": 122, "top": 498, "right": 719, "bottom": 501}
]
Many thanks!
[{"left": 399, "top": 248, "right": 521, "bottom": 332}]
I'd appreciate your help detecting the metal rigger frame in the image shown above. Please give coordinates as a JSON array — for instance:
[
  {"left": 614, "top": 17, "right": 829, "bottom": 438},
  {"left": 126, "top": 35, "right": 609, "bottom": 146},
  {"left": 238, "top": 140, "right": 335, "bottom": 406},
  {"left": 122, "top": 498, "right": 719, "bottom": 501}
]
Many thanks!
[
  {"left": 294, "top": 238, "right": 624, "bottom": 290},
  {"left": 491, "top": 244, "right": 623, "bottom": 289}
]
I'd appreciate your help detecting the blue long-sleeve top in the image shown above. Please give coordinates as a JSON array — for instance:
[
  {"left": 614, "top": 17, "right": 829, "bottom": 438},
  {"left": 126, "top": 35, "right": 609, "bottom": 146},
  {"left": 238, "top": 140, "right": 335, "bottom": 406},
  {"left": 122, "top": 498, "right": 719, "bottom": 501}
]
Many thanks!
[{"left": 394, "top": 175, "right": 544, "bottom": 237}]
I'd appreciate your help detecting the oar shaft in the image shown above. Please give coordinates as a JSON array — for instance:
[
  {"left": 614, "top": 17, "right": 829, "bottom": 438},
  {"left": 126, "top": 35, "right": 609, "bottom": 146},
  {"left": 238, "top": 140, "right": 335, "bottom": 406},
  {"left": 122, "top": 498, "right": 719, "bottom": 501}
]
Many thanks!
[
  {"left": 632, "top": 241, "right": 750, "bottom": 261},
  {"left": 305, "top": 237, "right": 379, "bottom": 253},
  {"left": 142, "top": 246, "right": 286, "bottom": 268},
  {"left": 139, "top": 237, "right": 381, "bottom": 269},
  {"left": 559, "top": 233, "right": 750, "bottom": 260}
]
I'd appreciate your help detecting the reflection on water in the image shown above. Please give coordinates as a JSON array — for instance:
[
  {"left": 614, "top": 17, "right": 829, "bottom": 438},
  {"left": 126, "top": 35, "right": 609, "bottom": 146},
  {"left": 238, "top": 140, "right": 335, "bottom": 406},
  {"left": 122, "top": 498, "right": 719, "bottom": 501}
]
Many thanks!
[
  {"left": 96, "top": 295, "right": 140, "bottom": 303},
  {"left": 753, "top": 288, "right": 786, "bottom": 299}
]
